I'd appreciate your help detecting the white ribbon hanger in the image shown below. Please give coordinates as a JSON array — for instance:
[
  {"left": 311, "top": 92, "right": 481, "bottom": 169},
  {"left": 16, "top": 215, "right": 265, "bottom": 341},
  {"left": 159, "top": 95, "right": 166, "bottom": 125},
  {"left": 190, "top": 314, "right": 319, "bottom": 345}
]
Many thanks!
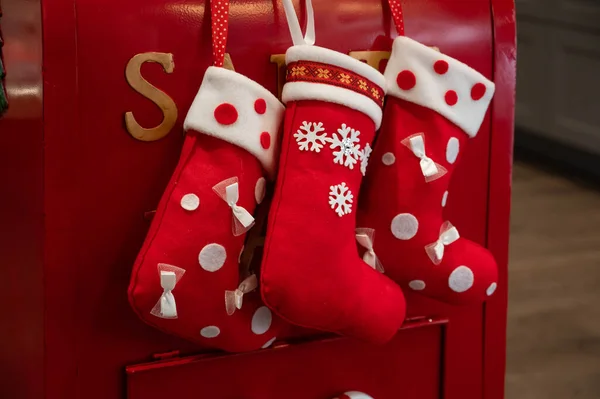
[
  {"left": 402, "top": 133, "right": 447, "bottom": 182},
  {"left": 225, "top": 274, "right": 258, "bottom": 315},
  {"left": 425, "top": 222, "right": 460, "bottom": 265},
  {"left": 281, "top": 0, "right": 316, "bottom": 46},
  {"left": 151, "top": 263, "right": 186, "bottom": 319},
  {"left": 213, "top": 177, "right": 255, "bottom": 237},
  {"left": 355, "top": 228, "right": 384, "bottom": 273}
]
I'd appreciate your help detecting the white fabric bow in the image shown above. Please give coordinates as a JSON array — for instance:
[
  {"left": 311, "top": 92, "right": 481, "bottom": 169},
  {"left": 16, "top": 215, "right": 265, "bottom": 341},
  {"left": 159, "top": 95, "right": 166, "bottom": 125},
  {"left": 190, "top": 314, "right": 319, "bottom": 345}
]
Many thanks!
[
  {"left": 402, "top": 133, "right": 447, "bottom": 182},
  {"left": 355, "top": 228, "right": 384, "bottom": 273},
  {"left": 425, "top": 222, "right": 460, "bottom": 265},
  {"left": 213, "top": 177, "right": 255, "bottom": 237},
  {"left": 225, "top": 274, "right": 258, "bottom": 315},
  {"left": 151, "top": 264, "right": 185, "bottom": 319},
  {"left": 409, "top": 135, "right": 438, "bottom": 177}
]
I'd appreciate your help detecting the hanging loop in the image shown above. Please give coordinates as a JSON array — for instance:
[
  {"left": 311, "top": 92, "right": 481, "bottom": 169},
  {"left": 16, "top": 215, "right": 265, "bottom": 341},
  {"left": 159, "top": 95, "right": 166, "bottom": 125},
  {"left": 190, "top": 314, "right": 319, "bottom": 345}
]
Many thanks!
[
  {"left": 281, "top": 0, "right": 315, "bottom": 46},
  {"left": 387, "top": 0, "right": 405, "bottom": 36},
  {"left": 211, "top": 0, "right": 230, "bottom": 66}
]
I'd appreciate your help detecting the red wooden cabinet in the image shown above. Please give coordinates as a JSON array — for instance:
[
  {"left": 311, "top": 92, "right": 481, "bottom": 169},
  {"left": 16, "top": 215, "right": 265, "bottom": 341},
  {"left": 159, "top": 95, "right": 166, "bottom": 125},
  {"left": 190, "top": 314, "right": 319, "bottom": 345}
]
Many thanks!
[
  {"left": 128, "top": 320, "right": 447, "bottom": 399},
  {"left": 0, "top": 0, "right": 515, "bottom": 398}
]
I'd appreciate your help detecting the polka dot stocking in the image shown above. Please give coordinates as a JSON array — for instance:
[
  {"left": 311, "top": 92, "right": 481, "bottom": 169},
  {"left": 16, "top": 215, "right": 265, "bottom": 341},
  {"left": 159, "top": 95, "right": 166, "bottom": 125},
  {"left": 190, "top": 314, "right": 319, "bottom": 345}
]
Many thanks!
[
  {"left": 128, "top": 67, "right": 286, "bottom": 352},
  {"left": 357, "top": 36, "right": 498, "bottom": 305}
]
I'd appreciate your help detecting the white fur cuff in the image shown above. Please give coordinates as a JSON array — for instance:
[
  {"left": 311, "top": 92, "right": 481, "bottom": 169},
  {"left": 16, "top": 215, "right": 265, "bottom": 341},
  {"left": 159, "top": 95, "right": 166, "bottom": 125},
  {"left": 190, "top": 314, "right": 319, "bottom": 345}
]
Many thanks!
[
  {"left": 283, "top": 45, "right": 386, "bottom": 129},
  {"left": 183, "top": 67, "right": 285, "bottom": 178},
  {"left": 282, "top": 82, "right": 383, "bottom": 130},
  {"left": 384, "top": 36, "right": 495, "bottom": 138}
]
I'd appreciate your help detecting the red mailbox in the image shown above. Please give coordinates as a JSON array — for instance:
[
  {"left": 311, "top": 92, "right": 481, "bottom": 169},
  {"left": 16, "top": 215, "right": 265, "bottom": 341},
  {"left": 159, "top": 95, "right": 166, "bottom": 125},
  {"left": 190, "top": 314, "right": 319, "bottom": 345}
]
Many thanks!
[{"left": 0, "top": 0, "right": 515, "bottom": 398}]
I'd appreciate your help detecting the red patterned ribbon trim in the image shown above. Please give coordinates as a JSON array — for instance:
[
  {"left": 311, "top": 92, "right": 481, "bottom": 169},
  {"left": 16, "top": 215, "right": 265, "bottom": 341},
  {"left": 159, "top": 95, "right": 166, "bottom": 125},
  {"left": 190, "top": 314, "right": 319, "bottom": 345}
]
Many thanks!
[{"left": 286, "top": 60, "right": 385, "bottom": 108}]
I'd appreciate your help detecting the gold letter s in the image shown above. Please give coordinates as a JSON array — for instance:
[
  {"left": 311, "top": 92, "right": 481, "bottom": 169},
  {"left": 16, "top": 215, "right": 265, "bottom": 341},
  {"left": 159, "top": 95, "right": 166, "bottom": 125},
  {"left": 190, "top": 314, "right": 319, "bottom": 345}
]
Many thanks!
[{"left": 125, "top": 52, "right": 178, "bottom": 142}]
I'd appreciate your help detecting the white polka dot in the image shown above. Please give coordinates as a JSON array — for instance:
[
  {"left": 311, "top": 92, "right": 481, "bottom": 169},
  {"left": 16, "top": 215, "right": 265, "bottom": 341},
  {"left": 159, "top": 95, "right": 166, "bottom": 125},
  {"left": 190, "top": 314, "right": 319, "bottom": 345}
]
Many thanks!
[
  {"left": 255, "top": 177, "right": 266, "bottom": 204},
  {"left": 341, "top": 392, "right": 375, "bottom": 399},
  {"left": 251, "top": 306, "right": 272, "bottom": 335},
  {"left": 199, "top": 243, "right": 226, "bottom": 272},
  {"left": 180, "top": 193, "right": 200, "bottom": 211},
  {"left": 449, "top": 266, "right": 474, "bottom": 293},
  {"left": 409, "top": 280, "right": 426, "bottom": 291},
  {"left": 446, "top": 137, "right": 460, "bottom": 164},
  {"left": 200, "top": 326, "right": 220, "bottom": 338},
  {"left": 261, "top": 337, "right": 277, "bottom": 349},
  {"left": 382, "top": 152, "right": 396, "bottom": 165},
  {"left": 487, "top": 282, "right": 498, "bottom": 296},
  {"left": 442, "top": 191, "right": 449, "bottom": 207},
  {"left": 238, "top": 245, "right": 244, "bottom": 263},
  {"left": 391, "top": 213, "right": 419, "bottom": 240}
]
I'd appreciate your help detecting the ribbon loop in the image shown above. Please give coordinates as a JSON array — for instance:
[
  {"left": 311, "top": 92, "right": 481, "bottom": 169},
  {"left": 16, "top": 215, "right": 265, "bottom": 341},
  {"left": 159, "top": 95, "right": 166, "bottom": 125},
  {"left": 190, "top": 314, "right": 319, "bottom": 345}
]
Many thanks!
[
  {"left": 210, "top": 0, "right": 230, "bottom": 67},
  {"left": 281, "top": 0, "right": 316, "bottom": 46},
  {"left": 225, "top": 274, "right": 258, "bottom": 315},
  {"left": 387, "top": 0, "right": 405, "bottom": 36},
  {"left": 402, "top": 133, "right": 448, "bottom": 182},
  {"left": 151, "top": 263, "right": 186, "bottom": 319},
  {"left": 355, "top": 228, "right": 384, "bottom": 273},
  {"left": 213, "top": 177, "right": 256, "bottom": 236},
  {"left": 425, "top": 222, "right": 460, "bottom": 265}
]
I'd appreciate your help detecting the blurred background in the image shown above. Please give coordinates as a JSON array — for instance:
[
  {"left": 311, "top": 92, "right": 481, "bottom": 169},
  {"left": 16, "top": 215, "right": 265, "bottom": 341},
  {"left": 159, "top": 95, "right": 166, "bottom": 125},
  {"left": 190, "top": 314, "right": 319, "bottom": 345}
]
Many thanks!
[{"left": 508, "top": 1, "right": 600, "bottom": 398}]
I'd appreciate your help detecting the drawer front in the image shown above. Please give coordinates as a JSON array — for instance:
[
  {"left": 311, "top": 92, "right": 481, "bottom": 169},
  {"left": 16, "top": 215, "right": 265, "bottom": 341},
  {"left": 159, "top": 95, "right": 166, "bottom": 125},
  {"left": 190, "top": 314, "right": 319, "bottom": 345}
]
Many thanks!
[{"left": 128, "top": 321, "right": 446, "bottom": 399}]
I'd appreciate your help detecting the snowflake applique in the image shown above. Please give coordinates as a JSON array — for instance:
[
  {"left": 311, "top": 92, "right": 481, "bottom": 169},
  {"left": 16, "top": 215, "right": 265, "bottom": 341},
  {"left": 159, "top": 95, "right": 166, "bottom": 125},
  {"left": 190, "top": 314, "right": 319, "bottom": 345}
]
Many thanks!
[
  {"left": 328, "top": 124, "right": 361, "bottom": 169},
  {"left": 294, "top": 121, "right": 328, "bottom": 152},
  {"left": 359, "top": 143, "right": 372, "bottom": 176},
  {"left": 328, "top": 182, "right": 354, "bottom": 217}
]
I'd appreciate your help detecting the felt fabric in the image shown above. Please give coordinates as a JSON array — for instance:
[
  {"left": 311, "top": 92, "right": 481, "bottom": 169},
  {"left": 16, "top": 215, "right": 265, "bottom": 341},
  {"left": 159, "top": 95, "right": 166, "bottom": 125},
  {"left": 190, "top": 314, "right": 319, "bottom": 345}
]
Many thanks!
[
  {"left": 260, "top": 45, "right": 406, "bottom": 344},
  {"left": 384, "top": 37, "right": 495, "bottom": 137},
  {"left": 128, "top": 67, "right": 286, "bottom": 352},
  {"left": 357, "top": 37, "right": 498, "bottom": 305},
  {"left": 185, "top": 66, "right": 283, "bottom": 178}
]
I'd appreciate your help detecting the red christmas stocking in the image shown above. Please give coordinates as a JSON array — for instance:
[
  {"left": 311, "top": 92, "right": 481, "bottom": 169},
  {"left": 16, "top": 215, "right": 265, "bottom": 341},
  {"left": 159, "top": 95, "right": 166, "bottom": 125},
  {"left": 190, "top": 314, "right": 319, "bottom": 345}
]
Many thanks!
[
  {"left": 358, "top": 36, "right": 498, "bottom": 304},
  {"left": 128, "top": 66, "right": 285, "bottom": 352},
  {"left": 260, "top": 1, "right": 406, "bottom": 343},
  {"left": 128, "top": 0, "right": 285, "bottom": 352}
]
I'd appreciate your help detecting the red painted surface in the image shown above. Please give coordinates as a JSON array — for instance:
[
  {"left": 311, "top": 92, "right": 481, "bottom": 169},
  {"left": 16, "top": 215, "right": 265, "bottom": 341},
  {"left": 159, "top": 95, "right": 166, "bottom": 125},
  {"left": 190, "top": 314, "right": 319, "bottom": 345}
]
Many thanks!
[
  {"left": 0, "top": 0, "right": 44, "bottom": 397},
  {"left": 128, "top": 319, "right": 447, "bottom": 399},
  {"left": 0, "top": 0, "right": 514, "bottom": 398},
  {"left": 484, "top": 2, "right": 517, "bottom": 399}
]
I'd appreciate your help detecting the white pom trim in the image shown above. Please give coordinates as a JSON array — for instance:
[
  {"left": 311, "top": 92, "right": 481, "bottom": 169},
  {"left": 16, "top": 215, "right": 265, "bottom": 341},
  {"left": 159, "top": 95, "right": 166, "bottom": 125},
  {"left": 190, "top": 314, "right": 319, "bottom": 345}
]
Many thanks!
[
  {"left": 384, "top": 36, "right": 495, "bottom": 138},
  {"left": 183, "top": 67, "right": 285, "bottom": 179}
]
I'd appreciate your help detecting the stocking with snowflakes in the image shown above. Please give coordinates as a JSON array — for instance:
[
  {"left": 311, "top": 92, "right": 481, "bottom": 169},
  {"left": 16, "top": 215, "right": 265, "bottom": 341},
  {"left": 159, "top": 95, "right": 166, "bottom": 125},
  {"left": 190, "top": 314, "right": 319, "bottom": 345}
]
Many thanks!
[
  {"left": 260, "top": 0, "right": 406, "bottom": 344},
  {"left": 357, "top": 35, "right": 499, "bottom": 304},
  {"left": 128, "top": 0, "right": 285, "bottom": 352}
]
